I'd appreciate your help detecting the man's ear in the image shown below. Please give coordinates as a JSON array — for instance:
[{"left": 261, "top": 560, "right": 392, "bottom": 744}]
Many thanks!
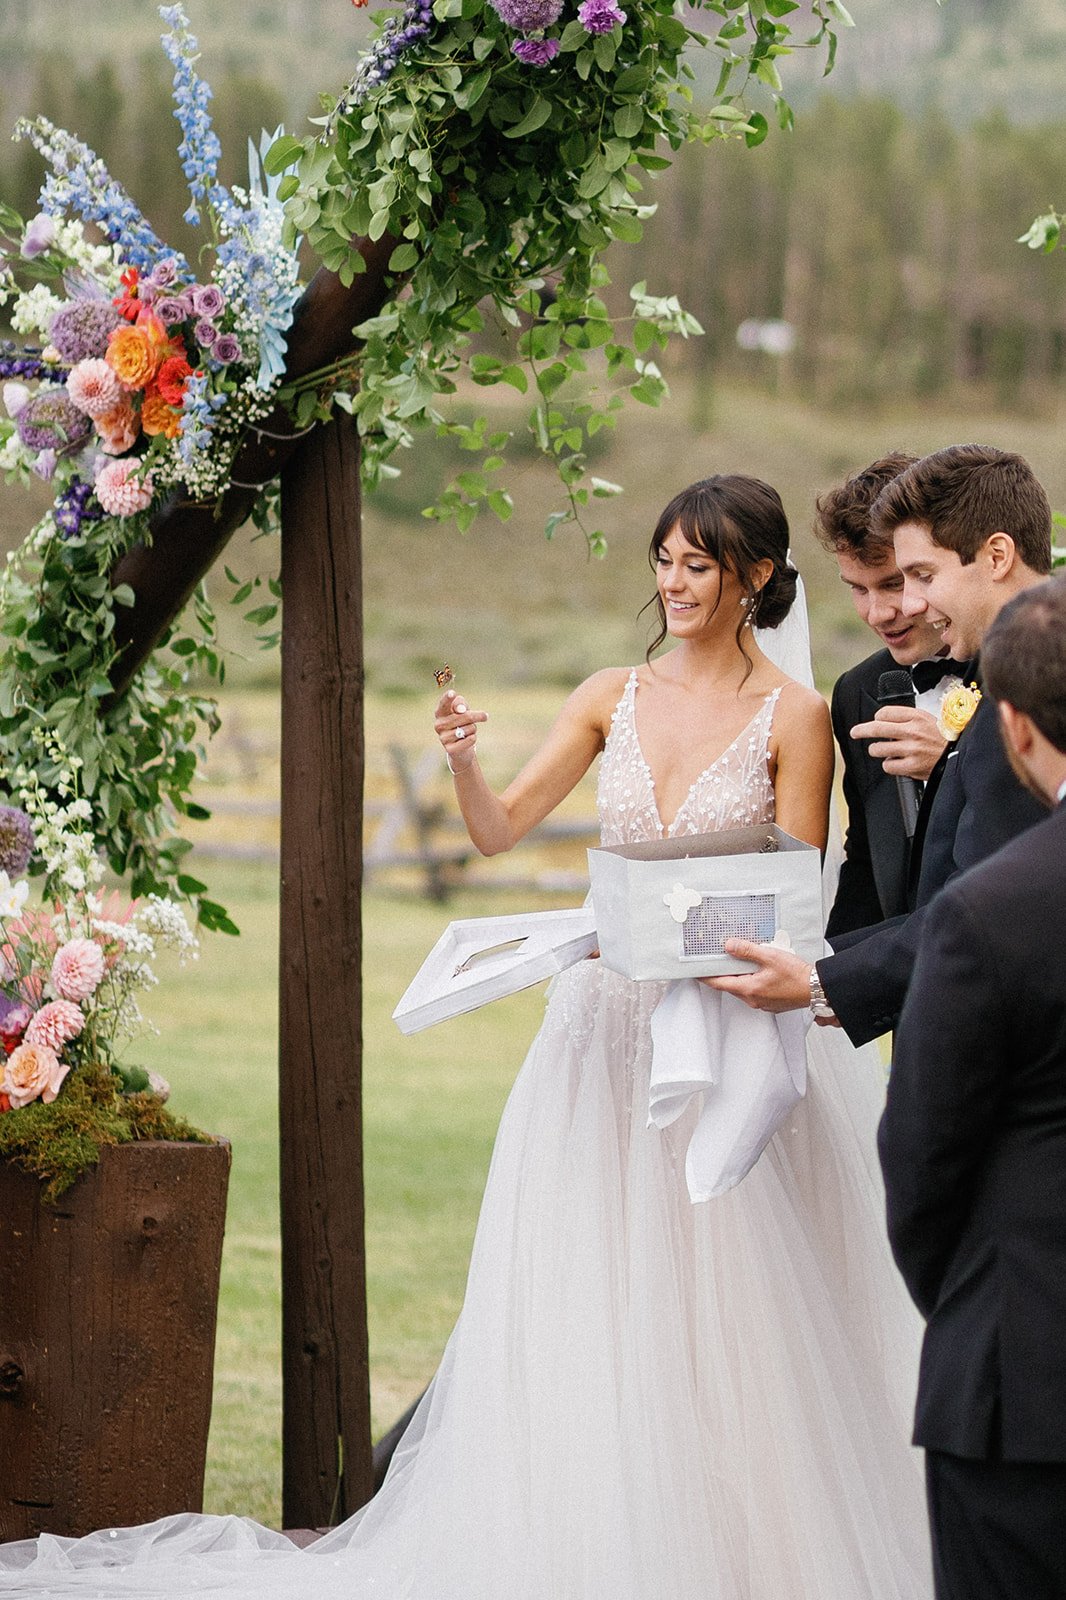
[
  {"left": 985, "top": 532, "right": 1017, "bottom": 581},
  {"left": 998, "top": 700, "right": 1034, "bottom": 760}
]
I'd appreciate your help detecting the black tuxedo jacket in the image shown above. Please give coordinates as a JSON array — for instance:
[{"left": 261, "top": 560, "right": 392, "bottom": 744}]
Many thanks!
[
  {"left": 819, "top": 689, "right": 1046, "bottom": 1045},
  {"left": 825, "top": 648, "right": 913, "bottom": 939},
  {"left": 878, "top": 802, "right": 1066, "bottom": 1461}
]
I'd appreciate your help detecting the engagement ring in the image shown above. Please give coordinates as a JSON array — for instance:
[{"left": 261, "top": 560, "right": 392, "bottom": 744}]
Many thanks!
[{"left": 454, "top": 726, "right": 467, "bottom": 740}]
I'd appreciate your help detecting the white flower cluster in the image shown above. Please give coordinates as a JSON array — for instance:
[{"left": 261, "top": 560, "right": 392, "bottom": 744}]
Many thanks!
[
  {"left": 15, "top": 741, "right": 105, "bottom": 895},
  {"left": 135, "top": 894, "right": 198, "bottom": 961},
  {"left": 169, "top": 373, "right": 276, "bottom": 501},
  {"left": 51, "top": 218, "right": 121, "bottom": 289},
  {"left": 9, "top": 282, "right": 63, "bottom": 339}
]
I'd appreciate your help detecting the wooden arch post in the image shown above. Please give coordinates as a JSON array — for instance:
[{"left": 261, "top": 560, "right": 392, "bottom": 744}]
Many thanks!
[
  {"left": 278, "top": 412, "right": 372, "bottom": 1527},
  {"left": 105, "top": 245, "right": 397, "bottom": 1525}
]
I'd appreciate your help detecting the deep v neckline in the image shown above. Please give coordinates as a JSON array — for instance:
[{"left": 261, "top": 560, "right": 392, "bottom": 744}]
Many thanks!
[{"left": 628, "top": 670, "right": 777, "bottom": 837}]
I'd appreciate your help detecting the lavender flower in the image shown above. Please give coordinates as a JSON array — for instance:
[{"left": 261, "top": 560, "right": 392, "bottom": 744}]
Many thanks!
[
  {"left": 189, "top": 283, "right": 225, "bottom": 319},
  {"left": 160, "top": 5, "right": 226, "bottom": 227},
  {"left": 491, "top": 0, "right": 563, "bottom": 27},
  {"left": 577, "top": 0, "right": 625, "bottom": 30},
  {"left": 212, "top": 333, "right": 242, "bottom": 364},
  {"left": 53, "top": 478, "right": 105, "bottom": 540},
  {"left": 15, "top": 390, "right": 92, "bottom": 456},
  {"left": 2, "top": 382, "right": 31, "bottom": 418},
  {"left": 49, "top": 299, "right": 122, "bottom": 364},
  {"left": 20, "top": 214, "right": 56, "bottom": 259},
  {"left": 15, "top": 117, "right": 181, "bottom": 277},
  {"left": 339, "top": 0, "right": 436, "bottom": 109},
  {"left": 512, "top": 36, "right": 561, "bottom": 61},
  {"left": 0, "top": 807, "right": 35, "bottom": 878},
  {"left": 33, "top": 449, "right": 58, "bottom": 481},
  {"left": 0, "top": 344, "right": 58, "bottom": 383}
]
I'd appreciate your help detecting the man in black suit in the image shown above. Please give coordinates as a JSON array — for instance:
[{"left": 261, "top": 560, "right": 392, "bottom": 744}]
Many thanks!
[
  {"left": 709, "top": 444, "right": 1050, "bottom": 1043},
  {"left": 878, "top": 574, "right": 1066, "bottom": 1599},
  {"left": 814, "top": 454, "right": 953, "bottom": 938}
]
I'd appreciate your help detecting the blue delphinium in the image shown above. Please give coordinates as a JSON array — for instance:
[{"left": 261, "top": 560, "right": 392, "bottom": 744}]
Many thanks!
[
  {"left": 177, "top": 369, "right": 226, "bottom": 466},
  {"left": 159, "top": 4, "right": 229, "bottom": 229},
  {"left": 13, "top": 118, "right": 181, "bottom": 278}
]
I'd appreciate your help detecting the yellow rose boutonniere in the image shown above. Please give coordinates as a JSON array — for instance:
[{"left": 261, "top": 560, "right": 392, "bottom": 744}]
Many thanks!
[{"left": 938, "top": 682, "right": 982, "bottom": 741}]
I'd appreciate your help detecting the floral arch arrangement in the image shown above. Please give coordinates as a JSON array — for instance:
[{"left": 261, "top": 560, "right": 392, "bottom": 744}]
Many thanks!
[{"left": 0, "top": 1, "right": 850, "bottom": 918}]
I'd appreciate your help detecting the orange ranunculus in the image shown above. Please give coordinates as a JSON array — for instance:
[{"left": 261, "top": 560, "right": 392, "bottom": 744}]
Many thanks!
[
  {"left": 155, "top": 354, "right": 193, "bottom": 406},
  {"left": 140, "top": 389, "right": 182, "bottom": 440},
  {"left": 105, "top": 315, "right": 170, "bottom": 390}
]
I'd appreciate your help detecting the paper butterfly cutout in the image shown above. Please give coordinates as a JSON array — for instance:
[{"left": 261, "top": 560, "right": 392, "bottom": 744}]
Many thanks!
[{"left": 663, "top": 882, "right": 702, "bottom": 924}]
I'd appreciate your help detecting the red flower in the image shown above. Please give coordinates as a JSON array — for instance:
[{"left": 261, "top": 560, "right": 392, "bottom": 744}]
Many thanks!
[
  {"left": 155, "top": 354, "right": 193, "bottom": 406},
  {"left": 0, "top": 1092, "right": 10, "bottom": 1113},
  {"left": 113, "top": 266, "right": 142, "bottom": 323}
]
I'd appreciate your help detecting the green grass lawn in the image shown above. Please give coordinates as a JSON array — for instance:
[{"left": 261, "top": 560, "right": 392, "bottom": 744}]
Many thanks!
[{"left": 138, "top": 860, "right": 573, "bottom": 1524}]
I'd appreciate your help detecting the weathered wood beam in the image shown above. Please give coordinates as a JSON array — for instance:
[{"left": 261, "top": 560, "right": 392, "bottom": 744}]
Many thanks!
[
  {"left": 278, "top": 410, "right": 372, "bottom": 1526},
  {"left": 108, "top": 239, "right": 396, "bottom": 698}
]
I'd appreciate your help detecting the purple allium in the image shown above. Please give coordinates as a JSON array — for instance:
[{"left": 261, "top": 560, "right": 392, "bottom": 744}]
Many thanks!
[
  {"left": 578, "top": 0, "right": 625, "bottom": 28},
  {"left": 189, "top": 283, "right": 225, "bottom": 319},
  {"left": 193, "top": 317, "right": 218, "bottom": 349},
  {"left": 491, "top": 0, "right": 563, "bottom": 28},
  {"left": 212, "top": 333, "right": 242, "bottom": 364},
  {"left": 511, "top": 35, "right": 561, "bottom": 61},
  {"left": 20, "top": 213, "right": 56, "bottom": 259},
  {"left": 49, "top": 299, "right": 122, "bottom": 364},
  {"left": 154, "top": 295, "right": 191, "bottom": 327},
  {"left": 15, "top": 390, "right": 92, "bottom": 456},
  {"left": 0, "top": 806, "right": 34, "bottom": 878}
]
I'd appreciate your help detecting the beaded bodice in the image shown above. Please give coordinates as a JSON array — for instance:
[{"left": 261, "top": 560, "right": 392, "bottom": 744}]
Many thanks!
[{"left": 596, "top": 669, "right": 781, "bottom": 846}]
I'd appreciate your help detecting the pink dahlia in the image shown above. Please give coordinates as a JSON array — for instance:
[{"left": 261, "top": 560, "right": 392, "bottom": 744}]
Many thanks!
[
  {"left": 67, "top": 359, "right": 124, "bottom": 419},
  {"left": 2, "top": 1040, "right": 68, "bottom": 1108},
  {"left": 51, "top": 938, "right": 105, "bottom": 1003},
  {"left": 94, "top": 458, "right": 154, "bottom": 517},
  {"left": 26, "top": 998, "right": 84, "bottom": 1054}
]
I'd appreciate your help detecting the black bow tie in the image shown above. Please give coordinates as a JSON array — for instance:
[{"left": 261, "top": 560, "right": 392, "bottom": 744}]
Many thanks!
[{"left": 910, "top": 656, "right": 971, "bottom": 694}]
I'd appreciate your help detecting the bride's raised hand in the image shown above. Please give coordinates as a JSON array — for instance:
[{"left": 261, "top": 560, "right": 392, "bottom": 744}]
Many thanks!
[{"left": 434, "top": 686, "right": 487, "bottom": 772}]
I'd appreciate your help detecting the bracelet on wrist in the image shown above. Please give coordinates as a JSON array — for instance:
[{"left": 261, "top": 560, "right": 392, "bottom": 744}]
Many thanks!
[{"left": 808, "top": 964, "right": 836, "bottom": 1020}]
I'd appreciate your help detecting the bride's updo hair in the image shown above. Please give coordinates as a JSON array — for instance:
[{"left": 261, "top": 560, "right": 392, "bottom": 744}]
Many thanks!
[{"left": 645, "top": 475, "right": 799, "bottom": 657}]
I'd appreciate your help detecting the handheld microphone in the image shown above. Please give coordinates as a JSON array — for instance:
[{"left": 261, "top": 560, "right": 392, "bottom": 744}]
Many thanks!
[{"left": 876, "top": 669, "right": 921, "bottom": 840}]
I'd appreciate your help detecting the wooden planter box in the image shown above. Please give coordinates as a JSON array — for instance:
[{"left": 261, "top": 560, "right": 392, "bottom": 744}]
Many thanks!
[{"left": 0, "top": 1138, "right": 231, "bottom": 1542}]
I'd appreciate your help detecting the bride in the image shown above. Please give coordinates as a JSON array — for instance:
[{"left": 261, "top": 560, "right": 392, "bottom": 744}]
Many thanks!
[{"left": 0, "top": 475, "right": 931, "bottom": 1597}]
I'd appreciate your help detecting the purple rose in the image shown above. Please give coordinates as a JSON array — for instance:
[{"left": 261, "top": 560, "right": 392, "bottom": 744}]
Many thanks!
[
  {"left": 577, "top": 0, "right": 625, "bottom": 31},
  {"left": 212, "top": 334, "right": 243, "bottom": 365},
  {"left": 148, "top": 257, "right": 181, "bottom": 290},
  {"left": 190, "top": 283, "right": 225, "bottom": 319},
  {"left": 20, "top": 213, "right": 56, "bottom": 259},
  {"left": 155, "top": 296, "right": 191, "bottom": 327},
  {"left": 511, "top": 35, "right": 560, "bottom": 62},
  {"left": 193, "top": 318, "right": 219, "bottom": 350}
]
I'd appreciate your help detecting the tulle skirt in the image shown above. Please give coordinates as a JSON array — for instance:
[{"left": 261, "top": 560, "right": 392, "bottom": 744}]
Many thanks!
[{"left": 0, "top": 962, "right": 931, "bottom": 1597}]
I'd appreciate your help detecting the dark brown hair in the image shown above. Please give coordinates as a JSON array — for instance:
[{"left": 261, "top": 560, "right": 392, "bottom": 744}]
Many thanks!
[
  {"left": 645, "top": 476, "right": 798, "bottom": 668},
  {"left": 813, "top": 452, "right": 917, "bottom": 562},
  {"left": 981, "top": 573, "right": 1066, "bottom": 753},
  {"left": 870, "top": 443, "right": 1052, "bottom": 573}
]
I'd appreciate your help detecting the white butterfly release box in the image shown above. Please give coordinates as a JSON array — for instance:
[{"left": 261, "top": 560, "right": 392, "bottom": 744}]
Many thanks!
[{"left": 588, "top": 823, "right": 823, "bottom": 980}]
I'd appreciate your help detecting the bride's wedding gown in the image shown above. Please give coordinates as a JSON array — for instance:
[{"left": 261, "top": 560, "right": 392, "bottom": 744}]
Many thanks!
[{"left": 0, "top": 670, "right": 931, "bottom": 1598}]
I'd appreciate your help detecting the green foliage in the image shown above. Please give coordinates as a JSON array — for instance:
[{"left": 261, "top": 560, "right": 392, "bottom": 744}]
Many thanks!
[
  {"left": 270, "top": 1, "right": 848, "bottom": 549},
  {"left": 0, "top": 505, "right": 228, "bottom": 915}
]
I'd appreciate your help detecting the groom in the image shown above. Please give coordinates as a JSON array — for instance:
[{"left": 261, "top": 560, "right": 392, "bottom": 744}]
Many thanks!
[
  {"left": 709, "top": 443, "right": 1050, "bottom": 1041},
  {"left": 878, "top": 574, "right": 1066, "bottom": 1599}
]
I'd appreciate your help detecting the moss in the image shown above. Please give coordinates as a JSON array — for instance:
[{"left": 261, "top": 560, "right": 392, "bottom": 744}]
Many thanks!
[{"left": 0, "top": 1062, "right": 214, "bottom": 1203}]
